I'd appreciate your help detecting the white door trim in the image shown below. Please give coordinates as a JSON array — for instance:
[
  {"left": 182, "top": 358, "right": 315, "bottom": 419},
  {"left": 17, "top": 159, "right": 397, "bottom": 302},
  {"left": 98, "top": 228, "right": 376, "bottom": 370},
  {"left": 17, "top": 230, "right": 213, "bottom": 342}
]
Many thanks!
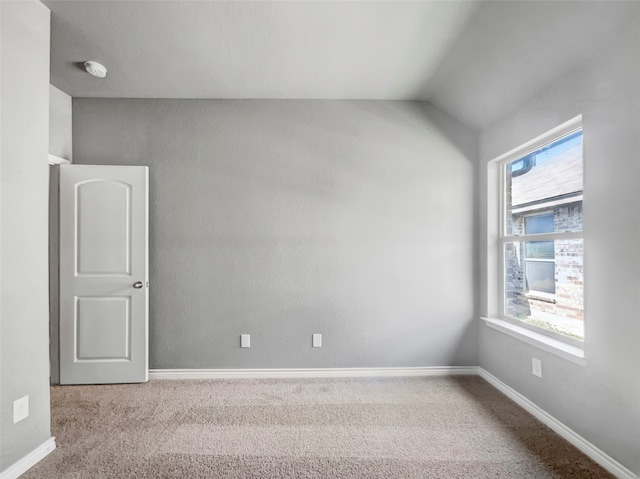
[{"left": 48, "top": 154, "right": 70, "bottom": 165}]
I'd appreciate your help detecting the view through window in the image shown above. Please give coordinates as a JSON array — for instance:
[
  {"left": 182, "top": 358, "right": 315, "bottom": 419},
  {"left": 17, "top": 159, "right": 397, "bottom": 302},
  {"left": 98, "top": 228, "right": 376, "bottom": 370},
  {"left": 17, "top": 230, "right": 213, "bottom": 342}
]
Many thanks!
[{"left": 503, "top": 129, "right": 584, "bottom": 341}]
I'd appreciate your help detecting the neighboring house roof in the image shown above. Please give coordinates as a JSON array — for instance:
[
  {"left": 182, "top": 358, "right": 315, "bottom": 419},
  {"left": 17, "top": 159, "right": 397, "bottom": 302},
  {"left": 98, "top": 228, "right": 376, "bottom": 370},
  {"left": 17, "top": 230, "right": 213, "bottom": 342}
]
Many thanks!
[{"left": 511, "top": 142, "right": 583, "bottom": 213}]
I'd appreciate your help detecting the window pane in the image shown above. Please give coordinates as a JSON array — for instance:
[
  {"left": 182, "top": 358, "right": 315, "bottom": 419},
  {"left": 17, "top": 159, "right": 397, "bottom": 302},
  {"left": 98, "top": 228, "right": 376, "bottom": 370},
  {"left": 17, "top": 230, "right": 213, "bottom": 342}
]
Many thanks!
[
  {"left": 504, "top": 239, "right": 584, "bottom": 340},
  {"left": 524, "top": 214, "right": 553, "bottom": 234},
  {"left": 525, "top": 261, "right": 555, "bottom": 293},
  {"left": 505, "top": 130, "right": 583, "bottom": 235},
  {"left": 524, "top": 241, "right": 554, "bottom": 259}
]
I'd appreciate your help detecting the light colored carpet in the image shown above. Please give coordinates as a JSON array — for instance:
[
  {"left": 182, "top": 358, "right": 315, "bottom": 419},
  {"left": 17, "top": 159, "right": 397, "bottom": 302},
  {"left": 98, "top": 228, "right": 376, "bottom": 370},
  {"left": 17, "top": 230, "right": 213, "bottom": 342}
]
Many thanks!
[{"left": 22, "top": 376, "right": 613, "bottom": 478}]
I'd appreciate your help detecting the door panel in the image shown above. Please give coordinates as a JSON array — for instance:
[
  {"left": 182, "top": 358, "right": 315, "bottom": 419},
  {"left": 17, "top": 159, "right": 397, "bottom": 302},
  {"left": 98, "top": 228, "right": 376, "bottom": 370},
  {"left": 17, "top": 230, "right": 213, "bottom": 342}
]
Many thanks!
[
  {"left": 76, "top": 296, "right": 130, "bottom": 360},
  {"left": 76, "top": 180, "right": 132, "bottom": 275},
  {"left": 59, "top": 165, "right": 148, "bottom": 384}
]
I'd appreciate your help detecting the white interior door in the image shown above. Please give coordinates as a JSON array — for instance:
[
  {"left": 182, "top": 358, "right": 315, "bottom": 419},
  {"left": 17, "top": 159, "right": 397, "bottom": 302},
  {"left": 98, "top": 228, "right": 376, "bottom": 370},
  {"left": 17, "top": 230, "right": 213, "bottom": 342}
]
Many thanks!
[{"left": 59, "top": 165, "right": 149, "bottom": 384}]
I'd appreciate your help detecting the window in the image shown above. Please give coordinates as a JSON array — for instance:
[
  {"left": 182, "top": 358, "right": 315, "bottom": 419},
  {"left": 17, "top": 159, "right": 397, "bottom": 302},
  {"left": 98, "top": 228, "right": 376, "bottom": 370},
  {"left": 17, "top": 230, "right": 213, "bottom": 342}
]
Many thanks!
[{"left": 499, "top": 124, "right": 584, "bottom": 342}]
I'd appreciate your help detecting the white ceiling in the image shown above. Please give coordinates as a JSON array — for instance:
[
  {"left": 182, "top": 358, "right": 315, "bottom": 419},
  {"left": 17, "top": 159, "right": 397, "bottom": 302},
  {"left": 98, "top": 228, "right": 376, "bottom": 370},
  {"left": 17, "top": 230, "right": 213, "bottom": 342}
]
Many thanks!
[
  {"left": 44, "top": 1, "right": 478, "bottom": 100},
  {"left": 44, "top": 1, "right": 640, "bottom": 130}
]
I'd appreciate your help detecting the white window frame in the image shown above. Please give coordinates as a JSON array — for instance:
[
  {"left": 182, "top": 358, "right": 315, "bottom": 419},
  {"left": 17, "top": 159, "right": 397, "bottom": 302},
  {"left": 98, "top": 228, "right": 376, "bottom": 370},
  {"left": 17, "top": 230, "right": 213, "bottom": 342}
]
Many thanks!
[{"left": 482, "top": 116, "right": 586, "bottom": 365}]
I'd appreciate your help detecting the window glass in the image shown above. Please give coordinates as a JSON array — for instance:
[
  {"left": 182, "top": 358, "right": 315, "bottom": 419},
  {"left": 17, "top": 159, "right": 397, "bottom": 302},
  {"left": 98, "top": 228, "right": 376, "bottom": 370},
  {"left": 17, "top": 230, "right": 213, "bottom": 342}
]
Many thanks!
[
  {"left": 505, "top": 130, "right": 583, "bottom": 236},
  {"left": 525, "top": 262, "right": 555, "bottom": 294},
  {"left": 524, "top": 241, "right": 554, "bottom": 259},
  {"left": 524, "top": 214, "right": 553, "bottom": 234},
  {"left": 502, "top": 129, "right": 584, "bottom": 341},
  {"left": 504, "top": 239, "right": 584, "bottom": 339}
]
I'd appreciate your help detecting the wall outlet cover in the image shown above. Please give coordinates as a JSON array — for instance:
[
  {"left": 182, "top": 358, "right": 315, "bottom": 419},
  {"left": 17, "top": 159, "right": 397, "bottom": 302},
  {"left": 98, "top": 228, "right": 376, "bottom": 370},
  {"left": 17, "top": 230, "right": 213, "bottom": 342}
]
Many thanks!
[
  {"left": 532, "top": 357, "right": 542, "bottom": 378},
  {"left": 241, "top": 334, "right": 250, "bottom": 348},
  {"left": 312, "top": 333, "right": 322, "bottom": 348}
]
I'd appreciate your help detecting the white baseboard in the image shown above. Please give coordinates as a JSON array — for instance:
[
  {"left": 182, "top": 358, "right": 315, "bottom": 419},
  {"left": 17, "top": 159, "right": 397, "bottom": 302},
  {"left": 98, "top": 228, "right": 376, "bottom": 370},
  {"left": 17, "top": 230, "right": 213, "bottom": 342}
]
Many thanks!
[
  {"left": 149, "top": 366, "right": 479, "bottom": 380},
  {"left": 478, "top": 368, "right": 637, "bottom": 479},
  {"left": 0, "top": 437, "right": 55, "bottom": 479}
]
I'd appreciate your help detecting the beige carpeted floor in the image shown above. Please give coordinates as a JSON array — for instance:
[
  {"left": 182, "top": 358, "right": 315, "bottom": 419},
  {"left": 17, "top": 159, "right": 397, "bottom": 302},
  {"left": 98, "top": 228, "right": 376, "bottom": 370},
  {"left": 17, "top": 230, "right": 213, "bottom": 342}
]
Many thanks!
[{"left": 22, "top": 376, "right": 613, "bottom": 478}]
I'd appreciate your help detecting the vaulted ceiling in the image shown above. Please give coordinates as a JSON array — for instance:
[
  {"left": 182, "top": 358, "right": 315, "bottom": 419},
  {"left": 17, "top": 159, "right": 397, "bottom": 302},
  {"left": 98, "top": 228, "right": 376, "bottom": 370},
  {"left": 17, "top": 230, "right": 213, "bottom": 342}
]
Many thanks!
[{"left": 43, "top": 1, "right": 640, "bottom": 130}]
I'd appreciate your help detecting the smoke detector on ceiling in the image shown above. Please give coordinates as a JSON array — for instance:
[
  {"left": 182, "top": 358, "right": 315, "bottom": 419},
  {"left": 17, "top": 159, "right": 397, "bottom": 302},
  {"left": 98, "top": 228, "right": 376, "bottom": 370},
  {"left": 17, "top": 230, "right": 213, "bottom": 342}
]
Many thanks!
[{"left": 84, "top": 61, "right": 107, "bottom": 78}]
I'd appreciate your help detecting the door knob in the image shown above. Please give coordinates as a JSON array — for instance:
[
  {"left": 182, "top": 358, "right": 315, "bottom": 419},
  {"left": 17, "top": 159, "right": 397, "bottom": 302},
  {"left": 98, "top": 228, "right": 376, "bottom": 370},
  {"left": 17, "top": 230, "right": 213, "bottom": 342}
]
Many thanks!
[{"left": 133, "top": 281, "right": 144, "bottom": 289}]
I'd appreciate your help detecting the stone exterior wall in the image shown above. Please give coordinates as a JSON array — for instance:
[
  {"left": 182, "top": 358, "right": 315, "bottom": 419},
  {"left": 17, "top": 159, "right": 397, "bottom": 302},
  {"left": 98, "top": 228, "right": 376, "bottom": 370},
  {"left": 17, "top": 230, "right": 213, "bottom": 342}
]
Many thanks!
[{"left": 554, "top": 237, "right": 584, "bottom": 320}]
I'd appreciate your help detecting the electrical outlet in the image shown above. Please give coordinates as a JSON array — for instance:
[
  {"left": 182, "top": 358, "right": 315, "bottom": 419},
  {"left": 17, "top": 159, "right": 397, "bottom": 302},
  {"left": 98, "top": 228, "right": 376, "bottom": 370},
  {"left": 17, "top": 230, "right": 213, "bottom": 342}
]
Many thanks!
[
  {"left": 13, "top": 395, "right": 29, "bottom": 424},
  {"left": 532, "top": 357, "right": 542, "bottom": 378},
  {"left": 312, "top": 333, "right": 322, "bottom": 348},
  {"left": 240, "top": 334, "right": 250, "bottom": 348}
]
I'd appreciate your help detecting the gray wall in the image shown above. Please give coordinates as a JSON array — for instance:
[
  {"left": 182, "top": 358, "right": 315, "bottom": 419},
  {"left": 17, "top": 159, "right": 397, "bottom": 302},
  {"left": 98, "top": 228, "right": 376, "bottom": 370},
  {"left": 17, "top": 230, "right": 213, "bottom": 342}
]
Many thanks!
[
  {"left": 73, "top": 99, "right": 478, "bottom": 369},
  {"left": 478, "top": 19, "right": 640, "bottom": 475},
  {"left": 1, "top": 0, "right": 53, "bottom": 471}
]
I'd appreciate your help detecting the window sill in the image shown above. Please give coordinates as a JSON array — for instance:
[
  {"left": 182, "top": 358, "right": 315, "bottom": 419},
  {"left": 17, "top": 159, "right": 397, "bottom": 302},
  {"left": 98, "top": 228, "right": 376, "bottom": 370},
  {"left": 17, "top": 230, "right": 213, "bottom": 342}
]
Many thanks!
[
  {"left": 481, "top": 317, "right": 587, "bottom": 366},
  {"left": 523, "top": 291, "right": 556, "bottom": 303}
]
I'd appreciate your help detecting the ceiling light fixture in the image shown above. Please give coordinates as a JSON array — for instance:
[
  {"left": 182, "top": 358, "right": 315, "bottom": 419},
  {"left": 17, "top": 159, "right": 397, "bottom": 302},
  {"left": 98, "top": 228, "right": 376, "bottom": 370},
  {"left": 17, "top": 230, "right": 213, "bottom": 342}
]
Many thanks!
[{"left": 84, "top": 61, "right": 107, "bottom": 78}]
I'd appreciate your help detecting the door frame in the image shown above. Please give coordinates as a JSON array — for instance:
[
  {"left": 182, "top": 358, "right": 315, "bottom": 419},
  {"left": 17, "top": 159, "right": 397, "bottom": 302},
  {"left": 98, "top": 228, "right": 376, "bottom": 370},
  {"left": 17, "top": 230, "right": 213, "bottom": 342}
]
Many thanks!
[{"left": 48, "top": 154, "right": 70, "bottom": 385}]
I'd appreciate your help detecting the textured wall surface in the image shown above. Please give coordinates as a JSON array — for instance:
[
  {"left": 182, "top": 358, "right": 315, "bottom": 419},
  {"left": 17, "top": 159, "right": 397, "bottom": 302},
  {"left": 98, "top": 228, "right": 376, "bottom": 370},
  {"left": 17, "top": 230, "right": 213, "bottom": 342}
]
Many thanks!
[
  {"left": 478, "top": 19, "right": 640, "bottom": 475},
  {"left": 73, "top": 99, "right": 477, "bottom": 370},
  {"left": 1, "top": 0, "right": 53, "bottom": 471}
]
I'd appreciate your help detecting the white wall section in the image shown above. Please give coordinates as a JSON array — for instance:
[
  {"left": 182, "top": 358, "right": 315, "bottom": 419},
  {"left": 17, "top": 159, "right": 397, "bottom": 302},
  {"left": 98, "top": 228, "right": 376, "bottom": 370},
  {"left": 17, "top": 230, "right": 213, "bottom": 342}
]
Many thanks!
[
  {"left": 478, "top": 19, "right": 640, "bottom": 475},
  {"left": 0, "top": 0, "right": 54, "bottom": 473},
  {"left": 49, "top": 85, "right": 72, "bottom": 162}
]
